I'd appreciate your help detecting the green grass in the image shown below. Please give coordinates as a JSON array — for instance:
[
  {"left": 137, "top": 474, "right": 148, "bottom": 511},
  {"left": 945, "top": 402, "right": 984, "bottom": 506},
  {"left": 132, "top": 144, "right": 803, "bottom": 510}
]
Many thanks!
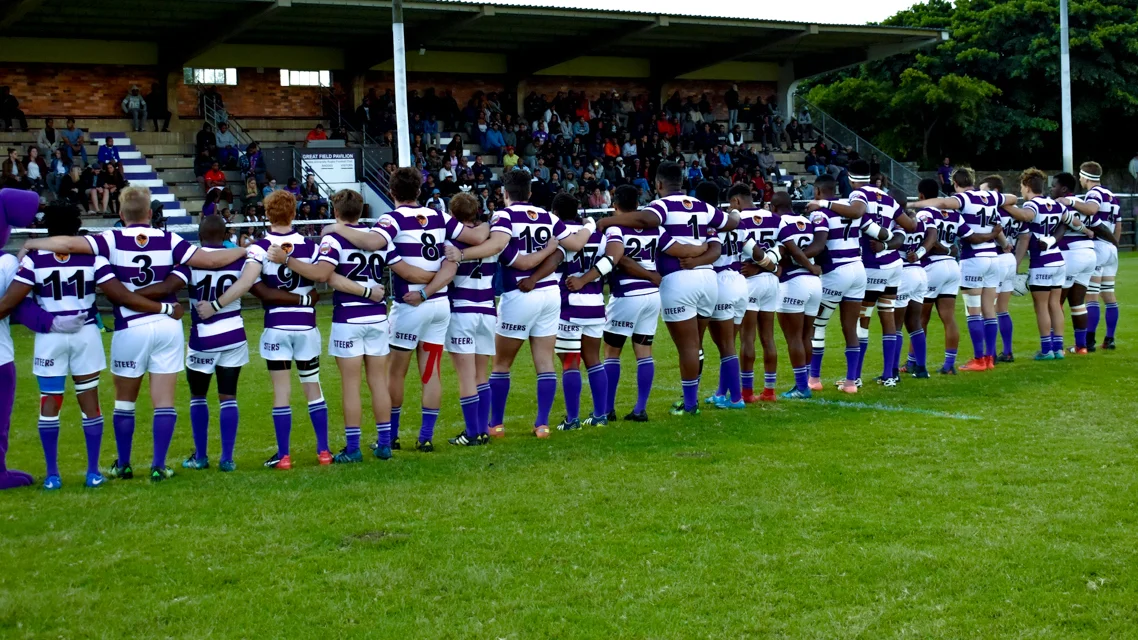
[{"left": 3, "top": 258, "right": 1138, "bottom": 638}]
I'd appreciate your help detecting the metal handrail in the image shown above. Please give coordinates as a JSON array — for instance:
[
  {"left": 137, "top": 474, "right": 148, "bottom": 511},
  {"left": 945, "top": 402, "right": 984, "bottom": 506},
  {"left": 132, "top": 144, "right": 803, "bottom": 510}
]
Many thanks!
[
  {"left": 292, "top": 147, "right": 338, "bottom": 202},
  {"left": 201, "top": 91, "right": 254, "bottom": 149},
  {"left": 321, "top": 88, "right": 394, "bottom": 208},
  {"left": 798, "top": 97, "right": 925, "bottom": 196}
]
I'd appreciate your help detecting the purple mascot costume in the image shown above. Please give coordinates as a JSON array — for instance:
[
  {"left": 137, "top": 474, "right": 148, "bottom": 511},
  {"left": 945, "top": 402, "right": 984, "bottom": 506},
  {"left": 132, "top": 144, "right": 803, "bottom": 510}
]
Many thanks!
[{"left": 0, "top": 188, "right": 63, "bottom": 489}]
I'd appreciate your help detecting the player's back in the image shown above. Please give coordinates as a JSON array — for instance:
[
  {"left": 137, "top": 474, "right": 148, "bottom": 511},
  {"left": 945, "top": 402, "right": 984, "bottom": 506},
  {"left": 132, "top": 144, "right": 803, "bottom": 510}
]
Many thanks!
[
  {"left": 16, "top": 250, "right": 111, "bottom": 325},
  {"left": 610, "top": 226, "right": 661, "bottom": 297},
  {"left": 187, "top": 247, "right": 248, "bottom": 352},
  {"left": 810, "top": 203, "right": 862, "bottom": 273},
  {"left": 562, "top": 226, "right": 620, "bottom": 323},
  {"left": 378, "top": 204, "right": 455, "bottom": 297},
  {"left": 1025, "top": 196, "right": 1068, "bottom": 267},
  {"left": 900, "top": 211, "right": 929, "bottom": 268},
  {"left": 643, "top": 194, "right": 726, "bottom": 275},
  {"left": 854, "top": 185, "right": 902, "bottom": 268},
  {"left": 494, "top": 203, "right": 568, "bottom": 292},
  {"left": 85, "top": 226, "right": 194, "bottom": 329},
  {"left": 738, "top": 208, "right": 781, "bottom": 256},
  {"left": 921, "top": 207, "right": 965, "bottom": 266},
  {"left": 953, "top": 189, "right": 1005, "bottom": 259},
  {"left": 319, "top": 228, "right": 391, "bottom": 325},
  {"left": 448, "top": 238, "right": 496, "bottom": 316},
  {"left": 249, "top": 229, "right": 319, "bottom": 330},
  {"left": 776, "top": 214, "right": 817, "bottom": 281}
]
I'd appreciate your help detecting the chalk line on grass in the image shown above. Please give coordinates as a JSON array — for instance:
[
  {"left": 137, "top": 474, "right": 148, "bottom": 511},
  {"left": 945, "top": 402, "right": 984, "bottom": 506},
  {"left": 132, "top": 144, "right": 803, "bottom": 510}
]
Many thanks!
[{"left": 809, "top": 398, "right": 982, "bottom": 421}]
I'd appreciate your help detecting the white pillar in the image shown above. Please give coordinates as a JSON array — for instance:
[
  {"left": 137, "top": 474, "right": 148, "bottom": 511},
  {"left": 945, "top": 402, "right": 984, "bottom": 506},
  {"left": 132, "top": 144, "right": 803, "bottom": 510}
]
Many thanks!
[
  {"left": 392, "top": 0, "right": 411, "bottom": 167},
  {"left": 1059, "top": 0, "right": 1074, "bottom": 173},
  {"left": 776, "top": 62, "right": 798, "bottom": 121}
]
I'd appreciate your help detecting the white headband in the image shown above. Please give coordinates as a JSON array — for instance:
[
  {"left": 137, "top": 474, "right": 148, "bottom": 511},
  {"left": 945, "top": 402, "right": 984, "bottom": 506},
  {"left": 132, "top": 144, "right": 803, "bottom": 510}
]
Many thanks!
[
  {"left": 848, "top": 173, "right": 871, "bottom": 182},
  {"left": 1079, "top": 170, "right": 1100, "bottom": 181}
]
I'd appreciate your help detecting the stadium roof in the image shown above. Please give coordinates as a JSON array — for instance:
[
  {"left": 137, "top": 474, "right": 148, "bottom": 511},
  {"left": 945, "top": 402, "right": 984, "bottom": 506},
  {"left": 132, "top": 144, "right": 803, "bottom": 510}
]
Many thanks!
[{"left": 1, "top": 0, "right": 947, "bottom": 77}]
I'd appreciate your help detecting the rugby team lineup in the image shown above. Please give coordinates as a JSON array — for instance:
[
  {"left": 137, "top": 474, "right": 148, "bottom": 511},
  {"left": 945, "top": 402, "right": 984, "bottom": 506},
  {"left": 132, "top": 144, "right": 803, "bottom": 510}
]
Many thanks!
[{"left": 0, "top": 155, "right": 1121, "bottom": 489}]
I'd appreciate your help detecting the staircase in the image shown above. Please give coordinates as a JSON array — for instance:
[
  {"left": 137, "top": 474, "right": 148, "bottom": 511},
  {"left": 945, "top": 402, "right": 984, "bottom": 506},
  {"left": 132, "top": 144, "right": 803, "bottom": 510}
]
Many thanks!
[{"left": 87, "top": 130, "right": 192, "bottom": 228}]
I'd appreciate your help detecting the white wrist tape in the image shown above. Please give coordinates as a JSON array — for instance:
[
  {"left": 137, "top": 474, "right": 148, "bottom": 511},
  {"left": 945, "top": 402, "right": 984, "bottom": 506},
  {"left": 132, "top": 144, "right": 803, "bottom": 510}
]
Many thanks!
[
  {"left": 915, "top": 247, "right": 927, "bottom": 260},
  {"left": 863, "top": 221, "right": 883, "bottom": 238},
  {"left": 819, "top": 199, "right": 831, "bottom": 209},
  {"left": 210, "top": 300, "right": 222, "bottom": 312},
  {"left": 362, "top": 286, "right": 372, "bottom": 299},
  {"left": 160, "top": 303, "right": 175, "bottom": 317},
  {"left": 583, "top": 217, "right": 597, "bottom": 231},
  {"left": 594, "top": 256, "right": 615, "bottom": 276},
  {"left": 299, "top": 294, "right": 312, "bottom": 306},
  {"left": 741, "top": 238, "right": 758, "bottom": 259}
]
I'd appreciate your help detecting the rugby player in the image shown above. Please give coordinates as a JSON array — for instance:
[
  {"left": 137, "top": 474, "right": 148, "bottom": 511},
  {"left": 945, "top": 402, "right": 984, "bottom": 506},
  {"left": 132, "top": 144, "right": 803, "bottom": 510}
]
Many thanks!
[
  {"left": 1077, "top": 162, "right": 1120, "bottom": 350},
  {"left": 732, "top": 185, "right": 781, "bottom": 403}
]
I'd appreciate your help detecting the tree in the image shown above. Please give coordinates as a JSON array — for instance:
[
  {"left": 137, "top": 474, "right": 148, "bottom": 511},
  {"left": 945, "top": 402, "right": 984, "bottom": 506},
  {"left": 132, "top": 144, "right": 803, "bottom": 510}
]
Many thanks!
[{"left": 803, "top": 0, "right": 1138, "bottom": 170}]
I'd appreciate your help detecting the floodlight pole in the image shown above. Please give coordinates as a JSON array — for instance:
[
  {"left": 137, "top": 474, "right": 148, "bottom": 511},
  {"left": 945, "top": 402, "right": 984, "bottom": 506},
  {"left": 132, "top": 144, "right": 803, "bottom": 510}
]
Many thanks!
[
  {"left": 1059, "top": 0, "right": 1073, "bottom": 173},
  {"left": 392, "top": 0, "right": 411, "bottom": 167}
]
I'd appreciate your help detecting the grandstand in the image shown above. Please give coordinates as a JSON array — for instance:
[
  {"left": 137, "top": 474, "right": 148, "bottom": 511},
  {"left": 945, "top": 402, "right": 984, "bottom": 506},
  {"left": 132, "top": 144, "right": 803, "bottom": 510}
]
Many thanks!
[{"left": 0, "top": 0, "right": 946, "bottom": 241}]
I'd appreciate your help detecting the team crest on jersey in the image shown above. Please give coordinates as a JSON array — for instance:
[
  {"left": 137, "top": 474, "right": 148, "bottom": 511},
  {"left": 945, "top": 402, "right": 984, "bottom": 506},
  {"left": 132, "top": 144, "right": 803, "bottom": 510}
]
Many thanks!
[
  {"left": 490, "top": 213, "right": 504, "bottom": 226},
  {"left": 281, "top": 242, "right": 294, "bottom": 255},
  {"left": 525, "top": 209, "right": 539, "bottom": 221},
  {"left": 134, "top": 233, "right": 149, "bottom": 248},
  {"left": 795, "top": 221, "right": 807, "bottom": 231},
  {"left": 415, "top": 214, "right": 429, "bottom": 227},
  {"left": 53, "top": 253, "right": 70, "bottom": 263},
  {"left": 681, "top": 199, "right": 694, "bottom": 210},
  {"left": 319, "top": 241, "right": 332, "bottom": 255}
]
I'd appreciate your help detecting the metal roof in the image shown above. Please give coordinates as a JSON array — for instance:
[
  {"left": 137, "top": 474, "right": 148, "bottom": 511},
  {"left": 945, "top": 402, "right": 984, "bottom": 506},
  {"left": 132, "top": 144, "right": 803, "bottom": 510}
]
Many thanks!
[{"left": 1, "top": 0, "right": 946, "bottom": 76}]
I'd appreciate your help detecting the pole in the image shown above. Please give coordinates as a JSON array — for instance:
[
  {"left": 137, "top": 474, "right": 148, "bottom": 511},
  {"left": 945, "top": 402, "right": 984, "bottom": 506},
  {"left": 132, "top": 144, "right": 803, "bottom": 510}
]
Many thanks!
[
  {"left": 392, "top": 0, "right": 411, "bottom": 167},
  {"left": 1059, "top": 0, "right": 1073, "bottom": 173}
]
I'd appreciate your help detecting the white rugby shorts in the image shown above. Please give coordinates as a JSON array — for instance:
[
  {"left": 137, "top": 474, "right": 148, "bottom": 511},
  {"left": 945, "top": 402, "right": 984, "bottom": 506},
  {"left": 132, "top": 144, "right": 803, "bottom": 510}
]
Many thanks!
[
  {"left": 260, "top": 327, "right": 322, "bottom": 362},
  {"left": 604, "top": 293, "right": 660, "bottom": 337},
  {"left": 864, "top": 265, "right": 903, "bottom": 293},
  {"left": 497, "top": 287, "right": 560, "bottom": 340},
  {"left": 924, "top": 259, "right": 961, "bottom": 299},
  {"left": 1062, "top": 248, "right": 1096, "bottom": 288},
  {"left": 187, "top": 343, "right": 250, "bottom": 374},
  {"left": 660, "top": 269, "right": 717, "bottom": 323},
  {"left": 711, "top": 270, "right": 747, "bottom": 324},
  {"left": 820, "top": 261, "right": 867, "bottom": 303},
  {"left": 897, "top": 267, "right": 928, "bottom": 306},
  {"left": 110, "top": 317, "right": 185, "bottom": 378},
  {"left": 1093, "top": 242, "right": 1118, "bottom": 278},
  {"left": 995, "top": 252, "right": 1018, "bottom": 294},
  {"left": 1029, "top": 265, "right": 1066, "bottom": 289},
  {"left": 960, "top": 256, "right": 999, "bottom": 290},
  {"left": 33, "top": 324, "right": 106, "bottom": 378},
  {"left": 329, "top": 321, "right": 390, "bottom": 358},
  {"left": 555, "top": 319, "right": 603, "bottom": 354},
  {"left": 446, "top": 312, "right": 495, "bottom": 356},
  {"left": 746, "top": 273, "right": 779, "bottom": 313},
  {"left": 778, "top": 275, "right": 823, "bottom": 315},
  {"left": 389, "top": 298, "right": 450, "bottom": 350}
]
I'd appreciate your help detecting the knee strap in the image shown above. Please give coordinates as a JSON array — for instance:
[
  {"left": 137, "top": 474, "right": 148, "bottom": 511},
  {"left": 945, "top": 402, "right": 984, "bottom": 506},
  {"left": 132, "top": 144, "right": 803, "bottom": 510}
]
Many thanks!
[
  {"left": 876, "top": 297, "right": 894, "bottom": 310},
  {"left": 1071, "top": 304, "right": 1087, "bottom": 316},
  {"left": 421, "top": 343, "right": 444, "bottom": 384},
  {"left": 74, "top": 376, "right": 99, "bottom": 393},
  {"left": 36, "top": 376, "right": 66, "bottom": 395},
  {"left": 631, "top": 333, "right": 654, "bottom": 346},
  {"left": 1086, "top": 282, "right": 1101, "bottom": 295},
  {"left": 963, "top": 293, "right": 982, "bottom": 308},
  {"left": 856, "top": 325, "right": 870, "bottom": 340},
  {"left": 1101, "top": 280, "right": 1115, "bottom": 292},
  {"left": 296, "top": 356, "right": 320, "bottom": 382},
  {"left": 603, "top": 331, "right": 628, "bottom": 349},
  {"left": 114, "top": 400, "right": 136, "bottom": 412},
  {"left": 860, "top": 305, "right": 874, "bottom": 318}
]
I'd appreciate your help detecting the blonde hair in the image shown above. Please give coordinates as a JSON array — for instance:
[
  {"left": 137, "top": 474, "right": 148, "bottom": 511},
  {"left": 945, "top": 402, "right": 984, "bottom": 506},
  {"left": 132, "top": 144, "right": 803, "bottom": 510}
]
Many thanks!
[
  {"left": 263, "top": 189, "right": 296, "bottom": 227},
  {"left": 448, "top": 192, "right": 480, "bottom": 223},
  {"left": 329, "top": 189, "right": 364, "bottom": 222},
  {"left": 1079, "top": 161, "right": 1102, "bottom": 178},
  {"left": 119, "top": 186, "right": 152, "bottom": 223}
]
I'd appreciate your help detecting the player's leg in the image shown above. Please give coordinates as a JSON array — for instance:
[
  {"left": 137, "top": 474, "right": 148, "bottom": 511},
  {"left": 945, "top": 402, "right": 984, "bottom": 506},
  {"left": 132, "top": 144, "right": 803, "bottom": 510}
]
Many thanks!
[
  {"left": 778, "top": 311, "right": 806, "bottom": 397},
  {"left": 1068, "top": 280, "right": 1089, "bottom": 353},
  {"left": 996, "top": 291, "right": 1014, "bottom": 361},
  {"left": 297, "top": 356, "right": 330, "bottom": 461},
  {"left": 628, "top": 336, "right": 654, "bottom": 420},
  {"left": 489, "top": 334, "right": 523, "bottom": 436},
  {"left": 708, "top": 318, "right": 740, "bottom": 406},
  {"left": 875, "top": 291, "right": 899, "bottom": 385},
  {"left": 602, "top": 336, "right": 624, "bottom": 418},
  {"left": 758, "top": 311, "right": 778, "bottom": 401},
  {"left": 556, "top": 323, "right": 583, "bottom": 431},
  {"left": 960, "top": 284, "right": 986, "bottom": 370},
  {"left": 387, "top": 347, "right": 412, "bottom": 450},
  {"left": 666, "top": 317, "right": 703, "bottom": 414},
  {"left": 215, "top": 365, "right": 241, "bottom": 471},
  {"left": 1048, "top": 285, "right": 1066, "bottom": 357},
  {"left": 981, "top": 283, "right": 999, "bottom": 365},
  {"left": 73, "top": 373, "right": 104, "bottom": 484},
  {"left": 334, "top": 354, "right": 365, "bottom": 462},
  {"left": 808, "top": 299, "right": 836, "bottom": 389},
  {"left": 1102, "top": 277, "right": 1118, "bottom": 349},
  {"left": 448, "top": 351, "right": 482, "bottom": 445},
  {"left": 529, "top": 334, "right": 558, "bottom": 436},
  {"left": 267, "top": 363, "right": 293, "bottom": 468},
  {"left": 147, "top": 372, "right": 179, "bottom": 479},
  {"left": 415, "top": 341, "right": 443, "bottom": 450},
  {"left": 35, "top": 375, "right": 64, "bottom": 488},
  {"left": 110, "top": 374, "right": 143, "bottom": 478},
  {"left": 475, "top": 352, "right": 492, "bottom": 439},
  {"left": 185, "top": 367, "right": 215, "bottom": 469},
  {"left": 837, "top": 299, "right": 863, "bottom": 392},
  {"left": 365, "top": 353, "right": 393, "bottom": 457},
  {"left": 856, "top": 290, "right": 878, "bottom": 383},
  {"left": 739, "top": 310, "right": 758, "bottom": 402},
  {"left": 1086, "top": 274, "right": 1102, "bottom": 351},
  {"left": 935, "top": 295, "right": 959, "bottom": 374},
  {"left": 581, "top": 331, "right": 609, "bottom": 425},
  {"left": 1030, "top": 284, "right": 1054, "bottom": 358}
]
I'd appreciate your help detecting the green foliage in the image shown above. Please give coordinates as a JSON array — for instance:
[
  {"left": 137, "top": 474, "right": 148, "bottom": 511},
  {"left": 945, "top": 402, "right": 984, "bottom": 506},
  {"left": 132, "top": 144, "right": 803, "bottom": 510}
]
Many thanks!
[{"left": 804, "top": 0, "right": 1138, "bottom": 169}]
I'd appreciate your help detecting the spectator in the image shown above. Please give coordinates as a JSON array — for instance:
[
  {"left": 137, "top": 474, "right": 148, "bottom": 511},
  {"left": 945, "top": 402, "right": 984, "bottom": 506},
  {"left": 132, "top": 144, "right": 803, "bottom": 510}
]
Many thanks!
[
  {"left": 728, "top": 125, "right": 745, "bottom": 147},
  {"left": 785, "top": 118, "right": 803, "bottom": 150},
  {"left": 622, "top": 137, "right": 638, "bottom": 159},
  {"left": 422, "top": 115, "right": 440, "bottom": 148},
  {"left": 196, "top": 122, "right": 216, "bottom": 157},
  {"left": 23, "top": 147, "right": 47, "bottom": 193},
  {"left": 201, "top": 189, "right": 222, "bottom": 217},
  {"left": 194, "top": 149, "right": 214, "bottom": 191},
  {"left": 145, "top": 82, "right": 171, "bottom": 132},
  {"left": 471, "top": 155, "right": 491, "bottom": 187},
  {"left": 3, "top": 148, "right": 27, "bottom": 188},
  {"left": 798, "top": 106, "right": 813, "bottom": 140},
  {"left": 241, "top": 176, "right": 261, "bottom": 209},
  {"left": 82, "top": 164, "right": 108, "bottom": 213},
  {"left": 98, "top": 137, "right": 121, "bottom": 165},
  {"left": 48, "top": 148, "right": 67, "bottom": 193},
  {"left": 532, "top": 121, "right": 549, "bottom": 145},
  {"left": 698, "top": 93, "right": 713, "bottom": 122},
  {"left": 772, "top": 116, "right": 787, "bottom": 151},
  {"left": 750, "top": 169, "right": 768, "bottom": 202},
  {"left": 501, "top": 125, "right": 517, "bottom": 154},
  {"left": 758, "top": 116, "right": 774, "bottom": 150},
  {"left": 757, "top": 148, "right": 777, "bottom": 179},
  {"left": 302, "top": 172, "right": 324, "bottom": 209},
  {"left": 425, "top": 188, "right": 445, "bottom": 213},
  {"left": 215, "top": 122, "right": 239, "bottom": 168},
  {"left": 937, "top": 157, "right": 953, "bottom": 192},
  {"left": 0, "top": 86, "right": 27, "bottom": 132},
  {"left": 306, "top": 123, "right": 328, "bottom": 143},
  {"left": 60, "top": 118, "right": 87, "bottom": 167},
  {"left": 571, "top": 115, "right": 589, "bottom": 138},
  {"left": 587, "top": 185, "right": 608, "bottom": 209},
  {"left": 203, "top": 161, "right": 227, "bottom": 194},
  {"left": 725, "top": 84, "right": 739, "bottom": 129},
  {"left": 261, "top": 175, "right": 278, "bottom": 198},
  {"left": 59, "top": 166, "right": 82, "bottom": 206},
  {"left": 438, "top": 174, "right": 459, "bottom": 198},
  {"left": 35, "top": 117, "right": 59, "bottom": 158},
  {"left": 603, "top": 138, "right": 620, "bottom": 159},
  {"left": 240, "top": 142, "right": 266, "bottom": 185},
  {"left": 102, "top": 162, "right": 126, "bottom": 213},
  {"left": 502, "top": 146, "right": 520, "bottom": 172},
  {"left": 121, "top": 85, "right": 147, "bottom": 132},
  {"left": 285, "top": 177, "right": 301, "bottom": 200},
  {"left": 483, "top": 123, "right": 505, "bottom": 161},
  {"left": 799, "top": 178, "right": 814, "bottom": 201},
  {"left": 445, "top": 134, "right": 464, "bottom": 158},
  {"left": 805, "top": 148, "right": 825, "bottom": 176},
  {"left": 739, "top": 97, "right": 754, "bottom": 130}
]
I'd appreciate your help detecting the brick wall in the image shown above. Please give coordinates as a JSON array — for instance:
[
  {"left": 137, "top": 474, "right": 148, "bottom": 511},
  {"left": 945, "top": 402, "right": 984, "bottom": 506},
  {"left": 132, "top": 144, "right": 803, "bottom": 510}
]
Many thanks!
[
  {"left": 361, "top": 72, "right": 506, "bottom": 110},
  {"left": 662, "top": 80, "right": 777, "bottom": 120},
  {"left": 175, "top": 68, "right": 342, "bottom": 119},
  {"left": 0, "top": 64, "right": 158, "bottom": 117},
  {"left": 524, "top": 77, "right": 650, "bottom": 104}
]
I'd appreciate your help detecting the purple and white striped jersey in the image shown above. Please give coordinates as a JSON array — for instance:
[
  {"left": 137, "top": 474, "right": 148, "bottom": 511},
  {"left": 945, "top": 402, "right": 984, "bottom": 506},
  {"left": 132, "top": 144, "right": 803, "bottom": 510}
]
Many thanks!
[
  {"left": 952, "top": 190, "right": 1009, "bottom": 259},
  {"left": 371, "top": 205, "right": 463, "bottom": 299},
  {"left": 14, "top": 251, "right": 115, "bottom": 325},
  {"left": 492, "top": 202, "right": 571, "bottom": 292},
  {"left": 852, "top": 186, "right": 902, "bottom": 268},
  {"left": 736, "top": 208, "right": 781, "bottom": 274},
  {"left": 447, "top": 239, "right": 496, "bottom": 316},
  {"left": 83, "top": 226, "right": 196, "bottom": 330},
  {"left": 920, "top": 207, "right": 973, "bottom": 266},
  {"left": 776, "top": 214, "right": 818, "bottom": 282},
  {"left": 559, "top": 224, "right": 623, "bottom": 323},
  {"left": 609, "top": 226, "right": 661, "bottom": 298},
  {"left": 187, "top": 247, "right": 247, "bottom": 352},
  {"left": 995, "top": 201, "right": 1026, "bottom": 245},
  {"left": 1025, "top": 197, "right": 1072, "bottom": 268},
  {"left": 643, "top": 194, "right": 727, "bottom": 276},
  {"left": 900, "top": 211, "right": 930, "bottom": 269},
  {"left": 809, "top": 204, "right": 870, "bottom": 274},
  {"left": 318, "top": 227, "right": 398, "bottom": 325},
  {"left": 1084, "top": 185, "right": 1119, "bottom": 245},
  {"left": 245, "top": 229, "right": 319, "bottom": 331}
]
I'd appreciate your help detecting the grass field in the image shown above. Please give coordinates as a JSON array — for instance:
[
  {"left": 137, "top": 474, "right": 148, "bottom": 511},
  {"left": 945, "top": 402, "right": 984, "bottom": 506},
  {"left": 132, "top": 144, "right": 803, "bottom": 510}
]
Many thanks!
[{"left": 3, "top": 258, "right": 1138, "bottom": 638}]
